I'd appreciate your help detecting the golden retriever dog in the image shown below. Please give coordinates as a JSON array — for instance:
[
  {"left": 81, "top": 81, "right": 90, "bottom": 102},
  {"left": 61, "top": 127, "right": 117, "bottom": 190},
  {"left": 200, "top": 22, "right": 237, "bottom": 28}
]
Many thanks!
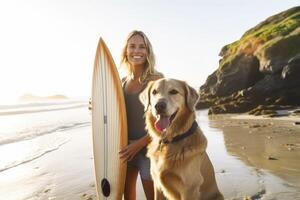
[{"left": 139, "top": 78, "right": 224, "bottom": 200}]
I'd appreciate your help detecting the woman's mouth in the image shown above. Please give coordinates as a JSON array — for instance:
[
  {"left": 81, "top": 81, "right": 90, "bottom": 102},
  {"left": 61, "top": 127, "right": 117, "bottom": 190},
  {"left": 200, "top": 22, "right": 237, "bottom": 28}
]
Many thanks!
[{"left": 132, "top": 55, "right": 143, "bottom": 59}]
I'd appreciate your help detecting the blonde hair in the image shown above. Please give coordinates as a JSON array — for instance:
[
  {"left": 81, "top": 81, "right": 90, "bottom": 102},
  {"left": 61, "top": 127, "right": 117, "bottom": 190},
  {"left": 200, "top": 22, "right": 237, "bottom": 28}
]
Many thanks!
[{"left": 121, "top": 30, "right": 160, "bottom": 83}]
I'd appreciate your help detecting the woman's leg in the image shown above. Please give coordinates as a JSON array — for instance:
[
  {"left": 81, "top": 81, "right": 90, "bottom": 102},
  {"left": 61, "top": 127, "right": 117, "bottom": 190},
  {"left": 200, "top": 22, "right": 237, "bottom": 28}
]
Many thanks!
[
  {"left": 141, "top": 178, "right": 154, "bottom": 200},
  {"left": 124, "top": 166, "right": 139, "bottom": 200}
]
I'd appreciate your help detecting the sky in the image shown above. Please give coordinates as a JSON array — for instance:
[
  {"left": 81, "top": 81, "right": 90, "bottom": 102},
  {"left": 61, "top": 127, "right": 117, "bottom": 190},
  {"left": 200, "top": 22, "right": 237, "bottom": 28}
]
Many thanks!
[{"left": 0, "top": 0, "right": 299, "bottom": 104}]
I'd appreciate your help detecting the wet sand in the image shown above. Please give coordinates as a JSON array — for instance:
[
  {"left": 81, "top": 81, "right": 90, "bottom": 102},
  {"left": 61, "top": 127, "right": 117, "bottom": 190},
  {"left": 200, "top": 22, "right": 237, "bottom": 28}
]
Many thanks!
[
  {"left": 203, "top": 112, "right": 300, "bottom": 199},
  {"left": 215, "top": 114, "right": 300, "bottom": 186},
  {"left": 1, "top": 111, "right": 300, "bottom": 199},
  {"left": 0, "top": 126, "right": 96, "bottom": 200}
]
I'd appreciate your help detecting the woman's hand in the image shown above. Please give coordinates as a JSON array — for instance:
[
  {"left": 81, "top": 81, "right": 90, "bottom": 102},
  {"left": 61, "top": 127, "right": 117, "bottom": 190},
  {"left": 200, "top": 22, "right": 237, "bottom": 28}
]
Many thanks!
[
  {"left": 119, "top": 135, "right": 151, "bottom": 162},
  {"left": 119, "top": 140, "right": 143, "bottom": 162}
]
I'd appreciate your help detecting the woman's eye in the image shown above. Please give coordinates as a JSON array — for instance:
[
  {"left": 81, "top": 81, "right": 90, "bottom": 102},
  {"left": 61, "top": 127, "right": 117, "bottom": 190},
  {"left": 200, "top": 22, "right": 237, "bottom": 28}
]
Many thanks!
[
  {"left": 169, "top": 89, "right": 178, "bottom": 95},
  {"left": 152, "top": 89, "right": 157, "bottom": 95},
  {"left": 128, "top": 45, "right": 135, "bottom": 49}
]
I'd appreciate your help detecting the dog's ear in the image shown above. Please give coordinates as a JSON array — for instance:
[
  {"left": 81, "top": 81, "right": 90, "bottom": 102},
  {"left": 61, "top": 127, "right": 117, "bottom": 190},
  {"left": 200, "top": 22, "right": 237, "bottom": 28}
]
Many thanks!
[
  {"left": 184, "top": 83, "right": 199, "bottom": 111},
  {"left": 139, "top": 81, "right": 154, "bottom": 111}
]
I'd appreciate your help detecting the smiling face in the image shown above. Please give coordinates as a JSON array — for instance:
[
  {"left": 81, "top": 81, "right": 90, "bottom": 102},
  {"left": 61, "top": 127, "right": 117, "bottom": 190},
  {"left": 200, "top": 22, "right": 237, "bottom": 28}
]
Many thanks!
[
  {"left": 126, "top": 34, "right": 148, "bottom": 68},
  {"left": 140, "top": 79, "right": 199, "bottom": 134}
]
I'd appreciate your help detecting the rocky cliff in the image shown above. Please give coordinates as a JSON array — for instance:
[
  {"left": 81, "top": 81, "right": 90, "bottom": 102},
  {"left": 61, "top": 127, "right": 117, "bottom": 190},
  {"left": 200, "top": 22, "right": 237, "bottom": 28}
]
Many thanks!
[{"left": 197, "top": 6, "right": 300, "bottom": 115}]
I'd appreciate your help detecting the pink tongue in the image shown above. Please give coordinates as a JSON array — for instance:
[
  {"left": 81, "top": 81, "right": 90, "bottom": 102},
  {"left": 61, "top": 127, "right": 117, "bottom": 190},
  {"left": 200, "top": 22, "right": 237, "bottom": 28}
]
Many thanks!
[{"left": 155, "top": 117, "right": 170, "bottom": 133}]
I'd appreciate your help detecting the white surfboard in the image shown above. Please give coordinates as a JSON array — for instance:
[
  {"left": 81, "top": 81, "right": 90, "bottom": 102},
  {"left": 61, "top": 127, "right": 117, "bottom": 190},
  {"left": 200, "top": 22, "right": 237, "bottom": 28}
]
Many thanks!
[{"left": 91, "top": 38, "right": 127, "bottom": 200}]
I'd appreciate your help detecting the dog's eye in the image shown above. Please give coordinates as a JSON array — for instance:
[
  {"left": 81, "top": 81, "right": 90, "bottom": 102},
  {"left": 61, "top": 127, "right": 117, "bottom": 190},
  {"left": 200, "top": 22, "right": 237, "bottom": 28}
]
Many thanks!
[
  {"left": 152, "top": 89, "right": 158, "bottom": 95},
  {"left": 169, "top": 89, "right": 179, "bottom": 95}
]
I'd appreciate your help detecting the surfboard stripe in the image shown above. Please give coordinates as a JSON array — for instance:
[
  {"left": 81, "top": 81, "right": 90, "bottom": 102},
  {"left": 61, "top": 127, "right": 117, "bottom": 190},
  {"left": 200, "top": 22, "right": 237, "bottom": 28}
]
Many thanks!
[{"left": 101, "top": 44, "right": 108, "bottom": 181}]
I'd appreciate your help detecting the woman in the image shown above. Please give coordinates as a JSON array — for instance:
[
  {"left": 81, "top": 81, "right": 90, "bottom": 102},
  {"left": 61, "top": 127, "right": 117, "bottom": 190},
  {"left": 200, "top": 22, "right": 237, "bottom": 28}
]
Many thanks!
[{"left": 119, "top": 30, "right": 163, "bottom": 200}]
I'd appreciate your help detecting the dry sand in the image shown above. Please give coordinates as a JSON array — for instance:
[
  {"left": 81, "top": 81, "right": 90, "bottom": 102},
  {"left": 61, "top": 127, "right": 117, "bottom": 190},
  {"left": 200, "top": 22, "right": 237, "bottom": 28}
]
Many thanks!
[{"left": 1, "top": 111, "right": 300, "bottom": 200}]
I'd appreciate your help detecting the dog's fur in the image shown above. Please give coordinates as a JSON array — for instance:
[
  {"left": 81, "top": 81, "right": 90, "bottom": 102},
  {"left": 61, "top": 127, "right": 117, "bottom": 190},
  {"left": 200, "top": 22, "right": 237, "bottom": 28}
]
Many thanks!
[{"left": 139, "top": 78, "right": 224, "bottom": 200}]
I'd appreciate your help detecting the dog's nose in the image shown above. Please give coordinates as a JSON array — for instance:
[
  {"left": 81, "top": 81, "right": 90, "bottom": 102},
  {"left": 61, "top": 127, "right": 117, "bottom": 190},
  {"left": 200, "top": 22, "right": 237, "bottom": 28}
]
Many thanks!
[{"left": 155, "top": 101, "right": 167, "bottom": 113}]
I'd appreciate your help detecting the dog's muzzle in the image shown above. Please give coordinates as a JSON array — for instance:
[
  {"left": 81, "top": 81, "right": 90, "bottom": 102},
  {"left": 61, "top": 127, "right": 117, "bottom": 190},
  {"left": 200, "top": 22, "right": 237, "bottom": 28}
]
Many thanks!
[{"left": 153, "top": 99, "right": 179, "bottom": 133}]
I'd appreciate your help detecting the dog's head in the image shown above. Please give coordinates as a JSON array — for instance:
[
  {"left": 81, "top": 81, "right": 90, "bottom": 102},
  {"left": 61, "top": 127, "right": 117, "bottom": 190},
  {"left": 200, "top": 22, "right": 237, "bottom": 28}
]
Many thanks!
[{"left": 139, "top": 78, "right": 199, "bottom": 137}]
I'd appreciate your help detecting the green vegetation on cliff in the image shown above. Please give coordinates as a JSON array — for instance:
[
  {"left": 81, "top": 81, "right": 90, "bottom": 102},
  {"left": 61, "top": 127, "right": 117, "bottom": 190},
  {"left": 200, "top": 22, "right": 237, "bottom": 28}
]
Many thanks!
[{"left": 219, "top": 7, "right": 300, "bottom": 71}]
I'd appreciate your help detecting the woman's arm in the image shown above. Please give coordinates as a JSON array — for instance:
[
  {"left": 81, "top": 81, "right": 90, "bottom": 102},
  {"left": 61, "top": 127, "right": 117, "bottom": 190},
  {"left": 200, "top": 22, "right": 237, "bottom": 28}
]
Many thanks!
[{"left": 139, "top": 133, "right": 152, "bottom": 146}]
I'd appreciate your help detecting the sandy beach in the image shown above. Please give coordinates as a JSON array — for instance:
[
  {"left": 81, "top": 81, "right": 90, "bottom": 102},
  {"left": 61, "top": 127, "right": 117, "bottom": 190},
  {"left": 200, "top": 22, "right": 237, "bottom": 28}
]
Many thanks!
[
  {"left": 0, "top": 107, "right": 300, "bottom": 200},
  {"left": 206, "top": 112, "right": 300, "bottom": 199}
]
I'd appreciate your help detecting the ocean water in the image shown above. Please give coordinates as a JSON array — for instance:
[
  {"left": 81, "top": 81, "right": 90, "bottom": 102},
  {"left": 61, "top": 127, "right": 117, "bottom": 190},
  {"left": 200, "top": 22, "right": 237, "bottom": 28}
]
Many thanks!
[
  {"left": 1, "top": 101, "right": 300, "bottom": 199},
  {"left": 0, "top": 101, "right": 90, "bottom": 173}
]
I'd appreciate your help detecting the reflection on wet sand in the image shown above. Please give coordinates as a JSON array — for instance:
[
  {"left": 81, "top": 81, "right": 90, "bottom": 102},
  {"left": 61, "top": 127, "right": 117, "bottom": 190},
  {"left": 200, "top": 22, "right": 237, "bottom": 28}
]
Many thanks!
[
  {"left": 208, "top": 114, "right": 300, "bottom": 186},
  {"left": 196, "top": 111, "right": 300, "bottom": 199}
]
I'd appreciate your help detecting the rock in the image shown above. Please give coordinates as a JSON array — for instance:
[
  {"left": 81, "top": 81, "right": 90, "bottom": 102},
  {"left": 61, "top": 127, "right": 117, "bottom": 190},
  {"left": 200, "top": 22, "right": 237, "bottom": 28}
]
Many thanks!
[
  {"left": 248, "top": 105, "right": 277, "bottom": 116},
  {"left": 257, "top": 33, "right": 300, "bottom": 74},
  {"left": 212, "top": 54, "right": 262, "bottom": 97},
  {"left": 44, "top": 189, "right": 51, "bottom": 193},
  {"left": 293, "top": 109, "right": 300, "bottom": 114},
  {"left": 249, "top": 124, "right": 261, "bottom": 128},
  {"left": 267, "top": 156, "right": 278, "bottom": 160},
  {"left": 281, "top": 53, "right": 300, "bottom": 80},
  {"left": 283, "top": 144, "right": 296, "bottom": 151},
  {"left": 197, "top": 7, "right": 300, "bottom": 114}
]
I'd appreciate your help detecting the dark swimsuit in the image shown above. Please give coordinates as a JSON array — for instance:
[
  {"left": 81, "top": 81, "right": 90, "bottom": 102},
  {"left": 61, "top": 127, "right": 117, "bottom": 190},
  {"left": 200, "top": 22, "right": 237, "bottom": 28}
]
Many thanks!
[{"left": 123, "top": 79, "right": 151, "bottom": 180}]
